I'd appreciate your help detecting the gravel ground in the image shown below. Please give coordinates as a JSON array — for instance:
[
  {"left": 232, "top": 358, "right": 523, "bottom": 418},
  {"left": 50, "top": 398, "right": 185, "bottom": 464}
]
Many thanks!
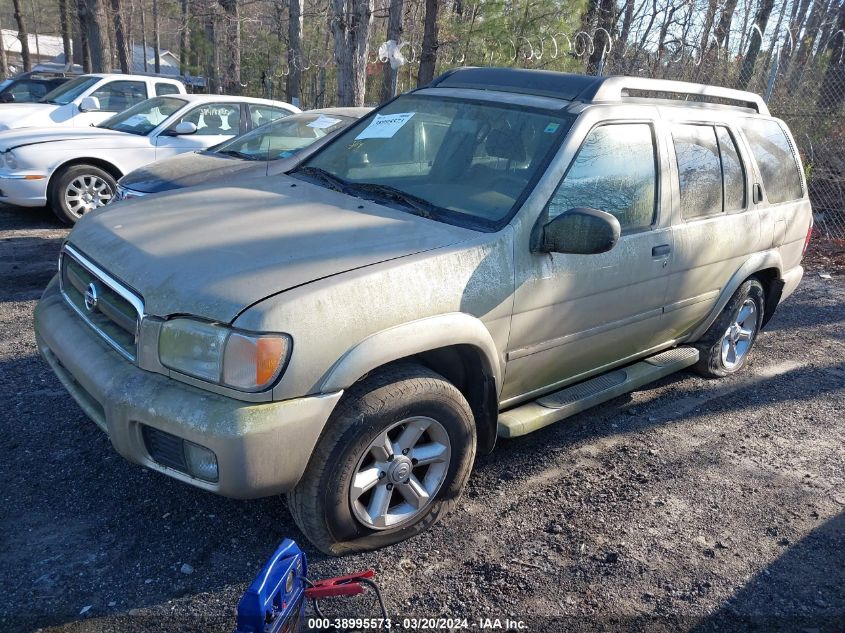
[{"left": 1, "top": 202, "right": 843, "bottom": 633}]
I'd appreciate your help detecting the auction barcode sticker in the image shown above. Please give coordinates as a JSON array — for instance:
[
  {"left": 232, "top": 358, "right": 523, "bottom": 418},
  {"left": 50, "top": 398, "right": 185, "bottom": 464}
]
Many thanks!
[{"left": 355, "top": 112, "right": 414, "bottom": 140}]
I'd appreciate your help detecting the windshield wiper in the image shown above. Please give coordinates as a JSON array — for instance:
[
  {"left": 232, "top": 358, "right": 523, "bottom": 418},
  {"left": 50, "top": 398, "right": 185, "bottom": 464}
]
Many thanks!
[
  {"left": 217, "top": 149, "right": 257, "bottom": 160},
  {"left": 291, "top": 165, "right": 350, "bottom": 193},
  {"left": 346, "top": 182, "right": 439, "bottom": 219}
]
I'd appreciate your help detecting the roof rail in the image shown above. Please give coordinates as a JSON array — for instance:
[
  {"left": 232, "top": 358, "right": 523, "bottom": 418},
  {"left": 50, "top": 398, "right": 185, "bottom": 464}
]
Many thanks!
[{"left": 578, "top": 76, "right": 769, "bottom": 116}]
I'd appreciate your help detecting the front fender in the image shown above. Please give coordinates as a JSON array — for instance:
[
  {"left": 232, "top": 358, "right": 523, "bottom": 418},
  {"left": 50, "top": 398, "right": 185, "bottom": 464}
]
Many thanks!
[{"left": 319, "top": 312, "right": 504, "bottom": 395}]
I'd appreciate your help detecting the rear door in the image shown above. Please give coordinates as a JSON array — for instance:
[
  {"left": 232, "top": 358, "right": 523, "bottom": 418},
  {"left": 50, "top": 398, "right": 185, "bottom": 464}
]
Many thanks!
[
  {"left": 656, "top": 120, "right": 765, "bottom": 342},
  {"left": 503, "top": 110, "right": 674, "bottom": 404},
  {"left": 737, "top": 118, "right": 811, "bottom": 274}
]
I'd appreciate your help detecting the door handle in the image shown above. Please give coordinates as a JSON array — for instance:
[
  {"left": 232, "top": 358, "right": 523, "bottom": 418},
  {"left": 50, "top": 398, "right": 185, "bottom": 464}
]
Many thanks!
[
  {"left": 752, "top": 183, "right": 763, "bottom": 204},
  {"left": 652, "top": 244, "right": 671, "bottom": 257}
]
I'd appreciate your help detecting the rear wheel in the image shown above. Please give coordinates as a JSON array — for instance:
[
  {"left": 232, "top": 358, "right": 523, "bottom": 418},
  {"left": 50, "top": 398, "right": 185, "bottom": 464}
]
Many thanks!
[
  {"left": 694, "top": 278, "right": 765, "bottom": 378},
  {"left": 50, "top": 164, "right": 117, "bottom": 225},
  {"left": 287, "top": 363, "right": 476, "bottom": 555}
]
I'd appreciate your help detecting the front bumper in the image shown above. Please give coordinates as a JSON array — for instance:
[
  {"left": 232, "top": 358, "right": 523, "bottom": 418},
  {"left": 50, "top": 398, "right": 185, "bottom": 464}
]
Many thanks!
[
  {"left": 0, "top": 174, "right": 48, "bottom": 207},
  {"left": 34, "top": 277, "right": 342, "bottom": 498}
]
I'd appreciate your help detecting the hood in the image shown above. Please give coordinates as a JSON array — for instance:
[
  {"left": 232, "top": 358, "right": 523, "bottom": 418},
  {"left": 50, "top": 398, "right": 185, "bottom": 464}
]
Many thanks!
[
  {"left": 0, "top": 125, "right": 130, "bottom": 151},
  {"left": 68, "top": 175, "right": 476, "bottom": 322},
  {"left": 119, "top": 152, "right": 267, "bottom": 194},
  {"left": 0, "top": 103, "right": 61, "bottom": 130}
]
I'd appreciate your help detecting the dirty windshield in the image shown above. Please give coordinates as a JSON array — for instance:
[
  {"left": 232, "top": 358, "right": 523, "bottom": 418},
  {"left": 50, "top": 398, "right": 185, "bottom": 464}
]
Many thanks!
[{"left": 295, "top": 94, "right": 571, "bottom": 229}]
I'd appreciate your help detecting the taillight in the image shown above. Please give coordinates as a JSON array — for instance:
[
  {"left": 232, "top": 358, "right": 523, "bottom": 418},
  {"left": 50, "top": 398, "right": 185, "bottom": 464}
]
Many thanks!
[{"left": 802, "top": 215, "right": 813, "bottom": 258}]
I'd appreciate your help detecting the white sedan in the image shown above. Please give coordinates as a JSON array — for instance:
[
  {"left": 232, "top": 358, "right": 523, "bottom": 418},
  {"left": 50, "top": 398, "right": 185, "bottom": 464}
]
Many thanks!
[{"left": 0, "top": 94, "right": 299, "bottom": 223}]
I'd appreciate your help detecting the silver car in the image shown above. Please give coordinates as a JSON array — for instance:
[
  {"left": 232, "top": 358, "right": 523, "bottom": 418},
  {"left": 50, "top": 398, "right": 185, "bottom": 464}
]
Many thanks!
[{"left": 34, "top": 68, "right": 812, "bottom": 554}]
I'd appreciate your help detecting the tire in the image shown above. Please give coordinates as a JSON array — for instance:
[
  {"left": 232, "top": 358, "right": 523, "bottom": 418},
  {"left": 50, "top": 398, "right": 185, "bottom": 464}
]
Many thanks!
[
  {"left": 50, "top": 164, "right": 118, "bottom": 225},
  {"left": 288, "top": 363, "right": 477, "bottom": 555},
  {"left": 693, "top": 278, "right": 765, "bottom": 378}
]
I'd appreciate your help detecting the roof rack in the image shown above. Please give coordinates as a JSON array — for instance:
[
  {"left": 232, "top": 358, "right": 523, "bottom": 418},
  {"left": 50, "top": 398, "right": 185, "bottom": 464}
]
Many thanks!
[
  {"left": 577, "top": 76, "right": 770, "bottom": 116},
  {"left": 426, "top": 68, "right": 770, "bottom": 116}
]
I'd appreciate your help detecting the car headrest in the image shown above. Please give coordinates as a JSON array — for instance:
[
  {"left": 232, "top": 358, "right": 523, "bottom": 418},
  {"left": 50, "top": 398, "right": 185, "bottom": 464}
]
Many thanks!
[
  {"left": 204, "top": 113, "right": 224, "bottom": 132},
  {"left": 485, "top": 128, "right": 526, "bottom": 162}
]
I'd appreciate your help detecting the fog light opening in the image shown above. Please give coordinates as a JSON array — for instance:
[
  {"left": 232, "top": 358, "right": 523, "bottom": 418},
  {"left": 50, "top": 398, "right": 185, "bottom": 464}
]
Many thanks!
[{"left": 184, "top": 441, "right": 219, "bottom": 483}]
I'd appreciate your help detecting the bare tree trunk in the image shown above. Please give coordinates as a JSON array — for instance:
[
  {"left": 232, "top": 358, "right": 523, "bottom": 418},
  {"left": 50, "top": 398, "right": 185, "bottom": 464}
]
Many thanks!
[
  {"left": 614, "top": 0, "right": 636, "bottom": 66},
  {"left": 587, "top": 0, "right": 615, "bottom": 73},
  {"left": 77, "top": 0, "right": 110, "bottom": 72},
  {"left": 713, "top": 0, "right": 740, "bottom": 51},
  {"left": 380, "top": 0, "right": 404, "bottom": 101},
  {"left": 788, "top": 0, "right": 829, "bottom": 89},
  {"left": 816, "top": 0, "right": 837, "bottom": 57},
  {"left": 76, "top": 0, "right": 92, "bottom": 72},
  {"left": 699, "top": 0, "right": 719, "bottom": 55},
  {"left": 219, "top": 0, "right": 241, "bottom": 93},
  {"left": 153, "top": 0, "right": 161, "bottom": 73},
  {"left": 12, "top": 0, "right": 32, "bottom": 72},
  {"left": 111, "top": 0, "right": 130, "bottom": 72},
  {"left": 59, "top": 0, "right": 73, "bottom": 68},
  {"left": 763, "top": 0, "right": 790, "bottom": 72},
  {"left": 736, "top": 0, "right": 775, "bottom": 88},
  {"left": 331, "top": 0, "right": 373, "bottom": 105},
  {"left": 0, "top": 12, "right": 9, "bottom": 77},
  {"left": 140, "top": 3, "right": 148, "bottom": 72},
  {"left": 29, "top": 0, "right": 42, "bottom": 62},
  {"left": 287, "top": 0, "right": 304, "bottom": 105},
  {"left": 656, "top": 2, "right": 681, "bottom": 67},
  {"left": 417, "top": 0, "right": 438, "bottom": 84},
  {"left": 180, "top": 0, "right": 190, "bottom": 74},
  {"left": 205, "top": 16, "right": 217, "bottom": 92},
  {"left": 817, "top": 0, "right": 845, "bottom": 108}
]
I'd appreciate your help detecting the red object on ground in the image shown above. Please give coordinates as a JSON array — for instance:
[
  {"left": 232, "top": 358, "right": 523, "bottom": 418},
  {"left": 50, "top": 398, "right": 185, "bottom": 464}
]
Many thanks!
[{"left": 304, "top": 570, "right": 376, "bottom": 599}]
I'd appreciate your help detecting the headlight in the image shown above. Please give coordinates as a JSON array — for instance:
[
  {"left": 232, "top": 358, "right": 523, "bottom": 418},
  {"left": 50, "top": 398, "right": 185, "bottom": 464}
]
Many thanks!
[
  {"left": 158, "top": 318, "right": 291, "bottom": 391},
  {"left": 5, "top": 150, "right": 18, "bottom": 170}
]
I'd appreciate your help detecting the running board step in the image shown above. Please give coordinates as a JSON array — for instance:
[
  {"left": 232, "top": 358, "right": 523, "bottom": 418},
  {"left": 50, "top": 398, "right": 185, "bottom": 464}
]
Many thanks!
[{"left": 497, "top": 347, "right": 699, "bottom": 438}]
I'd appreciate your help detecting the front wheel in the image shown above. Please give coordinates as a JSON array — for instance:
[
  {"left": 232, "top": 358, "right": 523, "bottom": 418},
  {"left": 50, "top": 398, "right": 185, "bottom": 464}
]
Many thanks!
[
  {"left": 693, "top": 278, "right": 765, "bottom": 378},
  {"left": 287, "top": 363, "right": 476, "bottom": 555},
  {"left": 50, "top": 164, "right": 117, "bottom": 225}
]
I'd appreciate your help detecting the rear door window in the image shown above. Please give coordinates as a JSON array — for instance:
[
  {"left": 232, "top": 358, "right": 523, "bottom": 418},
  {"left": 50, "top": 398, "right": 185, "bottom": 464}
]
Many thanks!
[
  {"left": 155, "top": 82, "right": 182, "bottom": 96},
  {"left": 248, "top": 105, "right": 291, "bottom": 128},
  {"left": 739, "top": 118, "right": 803, "bottom": 204},
  {"left": 672, "top": 124, "right": 723, "bottom": 220},
  {"left": 549, "top": 122, "right": 657, "bottom": 233}
]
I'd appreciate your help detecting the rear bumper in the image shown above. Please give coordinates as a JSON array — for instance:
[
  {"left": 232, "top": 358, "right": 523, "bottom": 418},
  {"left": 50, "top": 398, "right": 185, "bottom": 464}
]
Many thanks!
[
  {"left": 780, "top": 265, "right": 803, "bottom": 303},
  {"left": 0, "top": 174, "right": 48, "bottom": 207},
  {"left": 34, "top": 277, "right": 341, "bottom": 498}
]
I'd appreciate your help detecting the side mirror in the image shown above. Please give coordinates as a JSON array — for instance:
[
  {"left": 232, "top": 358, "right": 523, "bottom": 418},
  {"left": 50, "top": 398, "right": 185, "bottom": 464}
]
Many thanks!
[
  {"left": 539, "top": 207, "right": 621, "bottom": 255},
  {"left": 78, "top": 96, "right": 100, "bottom": 112},
  {"left": 170, "top": 121, "right": 198, "bottom": 136}
]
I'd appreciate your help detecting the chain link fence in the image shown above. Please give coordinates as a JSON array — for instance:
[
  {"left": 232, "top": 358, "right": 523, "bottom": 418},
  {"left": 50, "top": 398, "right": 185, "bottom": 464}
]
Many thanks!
[{"left": 257, "top": 26, "right": 845, "bottom": 238}]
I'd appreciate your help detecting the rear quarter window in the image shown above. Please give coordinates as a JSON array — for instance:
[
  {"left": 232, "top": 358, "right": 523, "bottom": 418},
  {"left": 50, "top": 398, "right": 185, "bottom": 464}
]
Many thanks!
[
  {"left": 739, "top": 119, "right": 803, "bottom": 204},
  {"left": 156, "top": 82, "right": 182, "bottom": 96}
]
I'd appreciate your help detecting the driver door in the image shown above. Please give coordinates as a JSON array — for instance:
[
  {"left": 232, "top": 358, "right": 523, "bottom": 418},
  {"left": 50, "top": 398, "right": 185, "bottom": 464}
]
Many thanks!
[
  {"left": 502, "top": 117, "right": 674, "bottom": 404},
  {"left": 155, "top": 103, "right": 243, "bottom": 159}
]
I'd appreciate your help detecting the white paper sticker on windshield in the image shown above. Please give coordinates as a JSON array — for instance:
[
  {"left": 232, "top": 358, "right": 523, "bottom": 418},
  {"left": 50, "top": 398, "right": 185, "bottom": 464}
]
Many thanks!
[
  {"left": 307, "top": 115, "right": 343, "bottom": 129},
  {"left": 355, "top": 112, "right": 414, "bottom": 140},
  {"left": 121, "top": 114, "right": 150, "bottom": 127}
]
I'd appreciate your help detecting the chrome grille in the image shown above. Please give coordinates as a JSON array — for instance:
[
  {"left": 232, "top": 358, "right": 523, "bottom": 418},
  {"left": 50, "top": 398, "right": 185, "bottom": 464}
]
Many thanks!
[{"left": 59, "top": 245, "right": 143, "bottom": 361}]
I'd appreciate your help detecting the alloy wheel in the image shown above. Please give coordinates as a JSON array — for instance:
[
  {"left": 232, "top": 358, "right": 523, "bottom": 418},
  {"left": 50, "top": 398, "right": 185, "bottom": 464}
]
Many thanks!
[{"left": 349, "top": 416, "right": 452, "bottom": 530}]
